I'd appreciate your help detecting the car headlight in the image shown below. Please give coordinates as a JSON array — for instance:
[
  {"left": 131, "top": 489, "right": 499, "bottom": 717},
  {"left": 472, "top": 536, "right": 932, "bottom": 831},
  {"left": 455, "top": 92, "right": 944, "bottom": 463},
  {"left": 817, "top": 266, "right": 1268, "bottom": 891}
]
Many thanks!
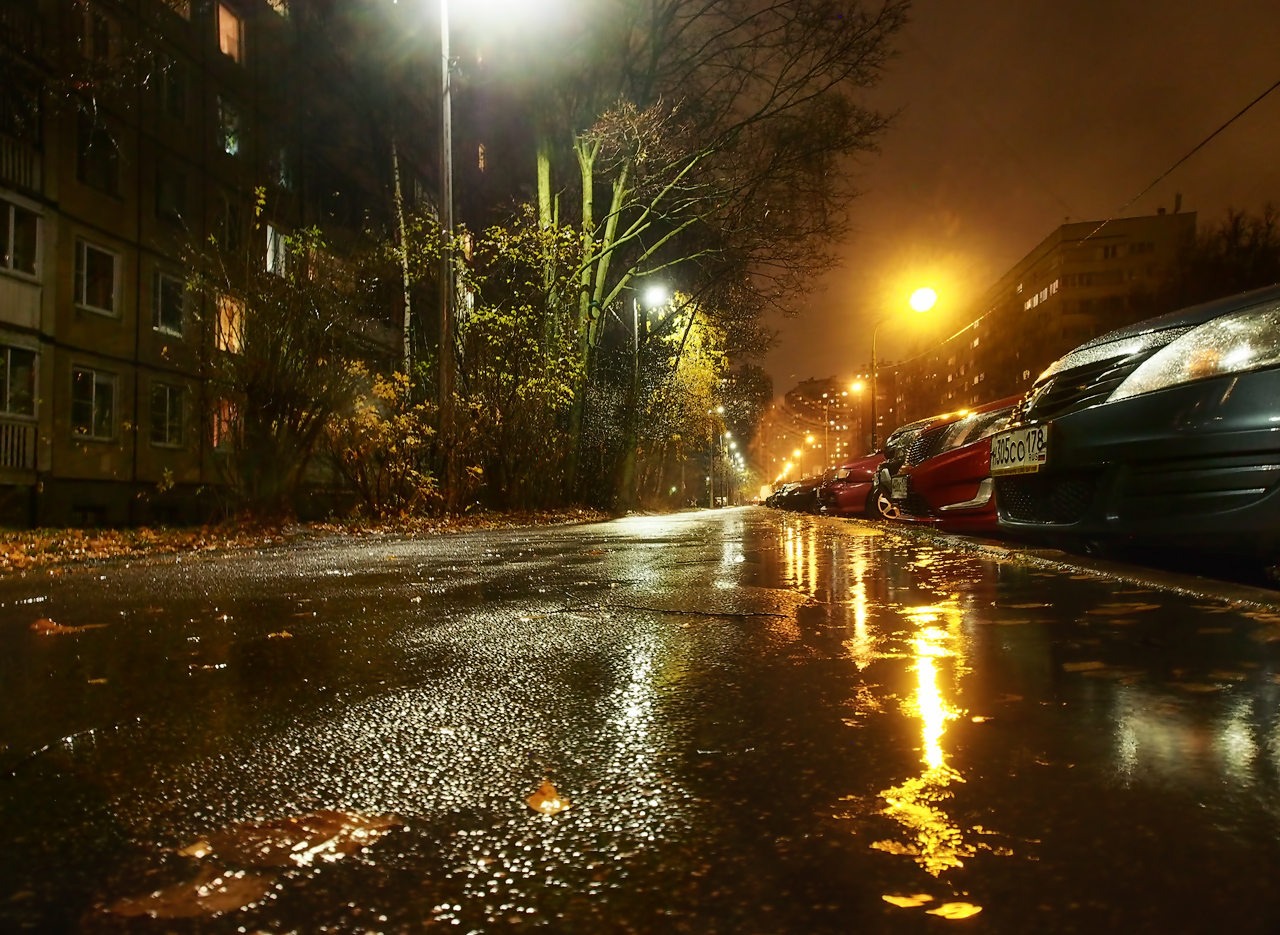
[{"left": 1108, "top": 303, "right": 1280, "bottom": 402}]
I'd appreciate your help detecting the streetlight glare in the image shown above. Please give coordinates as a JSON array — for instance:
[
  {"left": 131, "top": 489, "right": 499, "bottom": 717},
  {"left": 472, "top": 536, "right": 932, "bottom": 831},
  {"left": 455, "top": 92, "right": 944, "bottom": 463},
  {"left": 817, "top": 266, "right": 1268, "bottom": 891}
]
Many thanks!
[
  {"left": 643, "top": 285, "right": 668, "bottom": 308},
  {"left": 909, "top": 286, "right": 938, "bottom": 312},
  {"left": 852, "top": 381, "right": 864, "bottom": 392},
  {"left": 805, "top": 434, "right": 814, "bottom": 443}
]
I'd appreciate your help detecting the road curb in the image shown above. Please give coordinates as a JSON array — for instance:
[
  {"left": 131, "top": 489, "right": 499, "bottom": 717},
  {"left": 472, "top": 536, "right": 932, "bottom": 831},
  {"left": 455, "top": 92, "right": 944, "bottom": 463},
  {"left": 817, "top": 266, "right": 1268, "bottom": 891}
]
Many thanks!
[{"left": 819, "top": 514, "right": 1280, "bottom": 611}]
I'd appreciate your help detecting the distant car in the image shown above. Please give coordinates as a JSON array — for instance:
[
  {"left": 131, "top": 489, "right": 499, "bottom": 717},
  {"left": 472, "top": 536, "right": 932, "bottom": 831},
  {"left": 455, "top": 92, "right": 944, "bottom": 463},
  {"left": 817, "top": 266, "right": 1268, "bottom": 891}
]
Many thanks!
[
  {"left": 765, "top": 483, "right": 797, "bottom": 508},
  {"left": 992, "top": 284, "right": 1280, "bottom": 559},
  {"left": 818, "top": 452, "right": 884, "bottom": 516},
  {"left": 779, "top": 476, "right": 823, "bottom": 513},
  {"left": 889, "top": 397, "right": 1020, "bottom": 534}
]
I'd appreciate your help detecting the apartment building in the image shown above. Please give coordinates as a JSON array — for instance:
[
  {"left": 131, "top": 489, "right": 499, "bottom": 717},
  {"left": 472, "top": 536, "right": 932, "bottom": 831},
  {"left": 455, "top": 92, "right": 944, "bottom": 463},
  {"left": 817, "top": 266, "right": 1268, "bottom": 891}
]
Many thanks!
[
  {"left": 892, "top": 211, "right": 1196, "bottom": 429},
  {"left": 0, "top": 0, "right": 427, "bottom": 526},
  {"left": 755, "top": 375, "right": 876, "bottom": 482}
]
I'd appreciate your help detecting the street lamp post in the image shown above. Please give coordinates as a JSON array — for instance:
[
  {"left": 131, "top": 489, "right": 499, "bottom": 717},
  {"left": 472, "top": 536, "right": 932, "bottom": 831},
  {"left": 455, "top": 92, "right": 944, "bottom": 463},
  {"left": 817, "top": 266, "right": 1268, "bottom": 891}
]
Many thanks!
[
  {"left": 869, "top": 287, "right": 937, "bottom": 450},
  {"left": 438, "top": 0, "right": 455, "bottom": 440}
]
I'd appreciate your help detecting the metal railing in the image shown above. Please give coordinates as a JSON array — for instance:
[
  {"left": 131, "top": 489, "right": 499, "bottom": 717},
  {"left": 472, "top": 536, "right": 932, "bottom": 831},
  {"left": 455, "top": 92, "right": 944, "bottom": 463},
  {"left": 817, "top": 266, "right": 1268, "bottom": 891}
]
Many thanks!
[{"left": 0, "top": 135, "right": 40, "bottom": 193}]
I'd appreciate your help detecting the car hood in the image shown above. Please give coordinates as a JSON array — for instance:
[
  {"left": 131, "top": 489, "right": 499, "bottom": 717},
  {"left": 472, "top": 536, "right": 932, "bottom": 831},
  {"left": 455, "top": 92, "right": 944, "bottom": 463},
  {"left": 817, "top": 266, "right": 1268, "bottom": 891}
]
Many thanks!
[{"left": 1076, "top": 282, "right": 1280, "bottom": 350}]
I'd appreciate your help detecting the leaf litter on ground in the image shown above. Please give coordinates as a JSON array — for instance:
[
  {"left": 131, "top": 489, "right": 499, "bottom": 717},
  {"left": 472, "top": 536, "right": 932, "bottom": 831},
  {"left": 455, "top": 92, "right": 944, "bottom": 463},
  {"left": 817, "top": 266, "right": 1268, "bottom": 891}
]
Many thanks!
[
  {"left": 106, "top": 866, "right": 273, "bottom": 919},
  {"left": 882, "top": 893, "right": 933, "bottom": 908},
  {"left": 29, "top": 618, "right": 107, "bottom": 635},
  {"left": 193, "top": 810, "right": 401, "bottom": 867},
  {"left": 926, "top": 902, "right": 983, "bottom": 919}
]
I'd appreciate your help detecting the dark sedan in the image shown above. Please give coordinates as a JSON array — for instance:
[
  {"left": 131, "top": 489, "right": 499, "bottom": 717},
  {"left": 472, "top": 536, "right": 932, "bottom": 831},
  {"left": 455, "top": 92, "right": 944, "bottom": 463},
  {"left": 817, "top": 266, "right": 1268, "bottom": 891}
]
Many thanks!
[{"left": 992, "top": 284, "right": 1280, "bottom": 559}]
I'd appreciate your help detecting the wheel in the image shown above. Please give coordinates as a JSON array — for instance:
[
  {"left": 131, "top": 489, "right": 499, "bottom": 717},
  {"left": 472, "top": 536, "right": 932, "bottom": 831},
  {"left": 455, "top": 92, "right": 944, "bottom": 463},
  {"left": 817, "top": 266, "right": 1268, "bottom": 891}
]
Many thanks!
[{"left": 866, "top": 486, "right": 899, "bottom": 520}]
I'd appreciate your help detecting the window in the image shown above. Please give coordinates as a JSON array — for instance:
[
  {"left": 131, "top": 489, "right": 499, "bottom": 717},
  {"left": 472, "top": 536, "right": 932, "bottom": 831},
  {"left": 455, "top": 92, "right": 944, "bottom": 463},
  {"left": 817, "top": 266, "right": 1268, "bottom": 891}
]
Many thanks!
[
  {"left": 212, "top": 398, "right": 238, "bottom": 448},
  {"left": 266, "top": 224, "right": 286, "bottom": 275},
  {"left": 77, "top": 3, "right": 114, "bottom": 61},
  {"left": 164, "top": 0, "right": 192, "bottom": 18},
  {"left": 1102, "top": 244, "right": 1120, "bottom": 259},
  {"left": 155, "top": 273, "right": 185, "bottom": 335},
  {"left": 216, "top": 294, "right": 244, "bottom": 352},
  {"left": 215, "top": 194, "right": 243, "bottom": 251},
  {"left": 0, "top": 346, "right": 36, "bottom": 416},
  {"left": 217, "top": 4, "right": 243, "bottom": 62},
  {"left": 75, "top": 241, "right": 118, "bottom": 315},
  {"left": 1, "top": 200, "right": 38, "bottom": 276},
  {"left": 217, "top": 96, "right": 241, "bottom": 155},
  {"left": 76, "top": 111, "right": 120, "bottom": 196},
  {"left": 71, "top": 367, "right": 115, "bottom": 439},
  {"left": 271, "top": 146, "right": 293, "bottom": 190},
  {"left": 156, "top": 165, "right": 187, "bottom": 222},
  {"left": 0, "top": 71, "right": 41, "bottom": 147},
  {"left": 159, "top": 56, "right": 187, "bottom": 122},
  {"left": 150, "top": 382, "right": 184, "bottom": 447}
]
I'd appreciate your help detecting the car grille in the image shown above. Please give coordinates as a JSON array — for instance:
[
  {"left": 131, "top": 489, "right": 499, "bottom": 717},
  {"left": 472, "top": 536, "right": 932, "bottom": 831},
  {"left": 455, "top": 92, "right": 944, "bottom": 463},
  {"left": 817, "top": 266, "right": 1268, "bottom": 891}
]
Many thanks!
[
  {"left": 906, "top": 425, "right": 950, "bottom": 467},
  {"left": 996, "top": 472, "right": 1100, "bottom": 524},
  {"left": 1023, "top": 356, "right": 1142, "bottom": 421}
]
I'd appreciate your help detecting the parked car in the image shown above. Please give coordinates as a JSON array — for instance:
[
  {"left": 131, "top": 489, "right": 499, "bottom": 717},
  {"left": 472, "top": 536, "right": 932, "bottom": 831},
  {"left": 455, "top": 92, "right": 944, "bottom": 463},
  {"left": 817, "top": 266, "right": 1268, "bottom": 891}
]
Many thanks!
[
  {"left": 818, "top": 452, "right": 885, "bottom": 516},
  {"left": 765, "top": 483, "right": 797, "bottom": 508},
  {"left": 888, "top": 396, "right": 1020, "bottom": 534},
  {"left": 869, "top": 410, "right": 987, "bottom": 519},
  {"left": 991, "top": 284, "right": 1280, "bottom": 559},
  {"left": 778, "top": 476, "right": 823, "bottom": 512}
]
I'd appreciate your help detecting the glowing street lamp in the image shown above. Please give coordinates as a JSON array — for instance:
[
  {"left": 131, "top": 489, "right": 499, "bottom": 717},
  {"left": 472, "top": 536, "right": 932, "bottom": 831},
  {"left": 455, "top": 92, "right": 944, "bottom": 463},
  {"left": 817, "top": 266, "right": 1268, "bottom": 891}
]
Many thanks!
[{"left": 870, "top": 286, "right": 937, "bottom": 449}]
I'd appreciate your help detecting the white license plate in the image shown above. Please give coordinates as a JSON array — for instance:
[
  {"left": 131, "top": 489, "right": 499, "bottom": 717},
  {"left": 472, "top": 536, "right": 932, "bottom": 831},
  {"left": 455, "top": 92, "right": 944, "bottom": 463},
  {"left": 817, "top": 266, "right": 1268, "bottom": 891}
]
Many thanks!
[
  {"left": 890, "top": 475, "right": 909, "bottom": 499},
  {"left": 990, "top": 425, "right": 1049, "bottom": 475}
]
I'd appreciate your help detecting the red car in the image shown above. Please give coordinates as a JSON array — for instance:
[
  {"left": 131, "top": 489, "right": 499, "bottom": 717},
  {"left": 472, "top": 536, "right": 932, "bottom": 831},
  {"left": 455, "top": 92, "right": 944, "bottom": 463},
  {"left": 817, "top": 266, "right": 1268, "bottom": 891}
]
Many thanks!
[
  {"left": 890, "top": 396, "right": 1021, "bottom": 534},
  {"left": 818, "top": 453, "right": 885, "bottom": 516}
]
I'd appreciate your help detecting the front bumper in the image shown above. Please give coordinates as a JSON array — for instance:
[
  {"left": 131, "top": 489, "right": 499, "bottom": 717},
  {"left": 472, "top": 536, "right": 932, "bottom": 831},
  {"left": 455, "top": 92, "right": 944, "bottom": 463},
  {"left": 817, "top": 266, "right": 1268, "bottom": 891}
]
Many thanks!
[{"left": 995, "top": 368, "right": 1280, "bottom": 555}]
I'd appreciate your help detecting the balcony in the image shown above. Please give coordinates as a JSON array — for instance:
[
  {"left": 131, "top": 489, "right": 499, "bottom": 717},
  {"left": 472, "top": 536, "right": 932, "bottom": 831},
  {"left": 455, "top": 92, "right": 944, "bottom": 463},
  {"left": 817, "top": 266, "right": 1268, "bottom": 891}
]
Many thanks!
[
  {"left": 0, "top": 417, "right": 36, "bottom": 471},
  {"left": 0, "top": 135, "right": 40, "bottom": 193}
]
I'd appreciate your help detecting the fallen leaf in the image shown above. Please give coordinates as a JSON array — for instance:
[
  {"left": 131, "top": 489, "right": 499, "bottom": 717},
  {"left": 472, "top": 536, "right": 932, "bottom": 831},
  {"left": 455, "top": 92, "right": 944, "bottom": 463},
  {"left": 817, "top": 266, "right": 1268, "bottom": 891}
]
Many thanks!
[
  {"left": 926, "top": 902, "right": 983, "bottom": 919},
  {"left": 178, "top": 840, "right": 214, "bottom": 858},
  {"left": 1062, "top": 661, "right": 1107, "bottom": 672},
  {"left": 205, "top": 810, "right": 400, "bottom": 867},
  {"left": 993, "top": 618, "right": 1033, "bottom": 626},
  {"left": 971, "top": 716, "right": 991, "bottom": 723},
  {"left": 882, "top": 893, "right": 934, "bottom": 908},
  {"left": 30, "top": 618, "right": 107, "bottom": 635},
  {"left": 1242, "top": 611, "right": 1280, "bottom": 624},
  {"left": 87, "top": 678, "right": 108, "bottom": 685},
  {"left": 1208, "top": 670, "right": 1247, "bottom": 682},
  {"left": 1086, "top": 603, "right": 1160, "bottom": 616},
  {"left": 106, "top": 866, "right": 273, "bottom": 918},
  {"left": 267, "top": 631, "right": 292, "bottom": 639},
  {"left": 527, "top": 780, "right": 571, "bottom": 815},
  {"left": 1007, "top": 603, "right": 1051, "bottom": 609},
  {"left": 869, "top": 839, "right": 919, "bottom": 856}
]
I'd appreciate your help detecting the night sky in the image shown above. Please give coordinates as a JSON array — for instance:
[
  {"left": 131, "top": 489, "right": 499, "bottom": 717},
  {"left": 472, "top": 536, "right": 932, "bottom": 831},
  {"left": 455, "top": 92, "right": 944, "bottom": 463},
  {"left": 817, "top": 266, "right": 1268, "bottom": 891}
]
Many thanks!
[{"left": 765, "top": 0, "right": 1280, "bottom": 395}]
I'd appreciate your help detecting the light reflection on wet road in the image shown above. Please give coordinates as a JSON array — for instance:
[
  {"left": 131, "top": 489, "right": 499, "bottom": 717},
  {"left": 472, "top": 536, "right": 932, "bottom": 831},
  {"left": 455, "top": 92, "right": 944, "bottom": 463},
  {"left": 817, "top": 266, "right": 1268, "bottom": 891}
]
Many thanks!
[{"left": 3, "top": 508, "right": 1280, "bottom": 932}]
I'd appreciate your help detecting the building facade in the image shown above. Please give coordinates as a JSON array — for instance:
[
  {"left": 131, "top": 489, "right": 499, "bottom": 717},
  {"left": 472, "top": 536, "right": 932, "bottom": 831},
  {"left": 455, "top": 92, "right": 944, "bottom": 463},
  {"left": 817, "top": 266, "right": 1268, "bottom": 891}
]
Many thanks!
[
  {"left": 0, "top": 0, "right": 425, "bottom": 526},
  {"left": 755, "top": 374, "right": 877, "bottom": 483},
  {"left": 891, "top": 211, "right": 1196, "bottom": 429}
]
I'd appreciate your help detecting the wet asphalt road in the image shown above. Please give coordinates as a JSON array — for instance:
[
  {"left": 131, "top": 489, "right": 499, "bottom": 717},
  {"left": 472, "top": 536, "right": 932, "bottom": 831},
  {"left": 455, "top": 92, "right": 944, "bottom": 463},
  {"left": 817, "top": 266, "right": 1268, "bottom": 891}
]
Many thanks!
[{"left": 4, "top": 508, "right": 1280, "bottom": 934}]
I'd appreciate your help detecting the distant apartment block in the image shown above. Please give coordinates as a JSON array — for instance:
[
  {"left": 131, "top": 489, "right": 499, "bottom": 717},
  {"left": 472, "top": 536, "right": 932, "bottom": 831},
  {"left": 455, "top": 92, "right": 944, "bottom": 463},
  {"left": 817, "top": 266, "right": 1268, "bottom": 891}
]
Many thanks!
[{"left": 892, "top": 211, "right": 1196, "bottom": 429}]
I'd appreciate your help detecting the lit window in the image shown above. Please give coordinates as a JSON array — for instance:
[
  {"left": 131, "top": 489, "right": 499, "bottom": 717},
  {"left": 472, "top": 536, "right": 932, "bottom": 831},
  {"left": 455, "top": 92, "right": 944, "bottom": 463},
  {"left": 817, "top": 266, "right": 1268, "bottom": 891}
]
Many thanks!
[
  {"left": 216, "top": 294, "right": 244, "bottom": 353},
  {"left": 217, "top": 4, "right": 243, "bottom": 62},
  {"left": 75, "top": 241, "right": 118, "bottom": 315},
  {"left": 217, "top": 97, "right": 241, "bottom": 155},
  {"left": 0, "top": 346, "right": 36, "bottom": 416},
  {"left": 1, "top": 200, "right": 38, "bottom": 276},
  {"left": 266, "top": 224, "right": 286, "bottom": 275},
  {"left": 150, "top": 382, "right": 185, "bottom": 447},
  {"left": 1050, "top": 279, "right": 1059, "bottom": 294},
  {"left": 155, "top": 273, "right": 185, "bottom": 335},
  {"left": 71, "top": 367, "right": 115, "bottom": 439},
  {"left": 212, "top": 398, "right": 239, "bottom": 448}
]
